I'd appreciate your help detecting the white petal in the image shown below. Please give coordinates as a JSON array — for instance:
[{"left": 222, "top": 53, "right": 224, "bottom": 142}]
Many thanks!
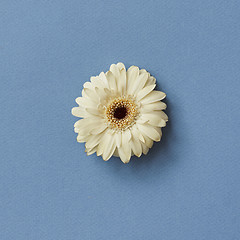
[
  {"left": 140, "top": 142, "right": 149, "bottom": 155},
  {"left": 145, "top": 76, "right": 156, "bottom": 87},
  {"left": 140, "top": 133, "right": 154, "bottom": 148},
  {"left": 96, "top": 130, "right": 109, "bottom": 156},
  {"left": 115, "top": 131, "right": 122, "bottom": 148},
  {"left": 118, "top": 68, "right": 127, "bottom": 95},
  {"left": 86, "top": 146, "right": 97, "bottom": 156},
  {"left": 119, "top": 130, "right": 132, "bottom": 160},
  {"left": 77, "top": 133, "right": 90, "bottom": 143},
  {"left": 83, "top": 82, "right": 93, "bottom": 89},
  {"left": 139, "top": 69, "right": 147, "bottom": 74},
  {"left": 72, "top": 107, "right": 86, "bottom": 118},
  {"left": 85, "top": 134, "right": 102, "bottom": 149},
  {"left": 140, "top": 112, "right": 167, "bottom": 127},
  {"left": 102, "top": 132, "right": 116, "bottom": 161},
  {"left": 74, "top": 127, "right": 79, "bottom": 133},
  {"left": 136, "top": 118, "right": 148, "bottom": 125},
  {"left": 90, "top": 76, "right": 106, "bottom": 88},
  {"left": 110, "top": 64, "right": 120, "bottom": 79},
  {"left": 129, "top": 72, "right": 148, "bottom": 95},
  {"left": 85, "top": 107, "right": 101, "bottom": 116},
  {"left": 154, "top": 127, "right": 162, "bottom": 139},
  {"left": 75, "top": 118, "right": 104, "bottom": 136},
  {"left": 138, "top": 132, "right": 145, "bottom": 143},
  {"left": 122, "top": 129, "right": 131, "bottom": 144},
  {"left": 113, "top": 148, "right": 119, "bottom": 157},
  {"left": 78, "top": 126, "right": 92, "bottom": 136},
  {"left": 74, "top": 119, "right": 85, "bottom": 128},
  {"left": 130, "top": 124, "right": 144, "bottom": 142},
  {"left": 131, "top": 138, "right": 142, "bottom": 157},
  {"left": 105, "top": 71, "right": 117, "bottom": 90},
  {"left": 137, "top": 123, "right": 161, "bottom": 142},
  {"left": 75, "top": 97, "right": 96, "bottom": 108},
  {"left": 142, "top": 110, "right": 168, "bottom": 121},
  {"left": 82, "top": 88, "right": 99, "bottom": 103},
  {"left": 90, "top": 123, "right": 107, "bottom": 135},
  {"left": 116, "top": 62, "right": 126, "bottom": 71},
  {"left": 74, "top": 118, "right": 100, "bottom": 128},
  {"left": 158, "top": 111, "right": 168, "bottom": 121},
  {"left": 136, "top": 84, "right": 156, "bottom": 101},
  {"left": 122, "top": 142, "right": 132, "bottom": 162},
  {"left": 140, "top": 91, "right": 166, "bottom": 104},
  {"left": 141, "top": 101, "right": 167, "bottom": 112},
  {"left": 94, "top": 86, "right": 108, "bottom": 100},
  {"left": 118, "top": 146, "right": 130, "bottom": 163},
  {"left": 77, "top": 133, "right": 89, "bottom": 143},
  {"left": 130, "top": 126, "right": 143, "bottom": 157},
  {"left": 99, "top": 72, "right": 108, "bottom": 86},
  {"left": 126, "top": 66, "right": 139, "bottom": 94}
]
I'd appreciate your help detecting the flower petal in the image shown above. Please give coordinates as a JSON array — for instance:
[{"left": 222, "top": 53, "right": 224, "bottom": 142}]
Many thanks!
[
  {"left": 122, "top": 142, "right": 132, "bottom": 162},
  {"left": 82, "top": 88, "right": 99, "bottom": 103},
  {"left": 142, "top": 110, "right": 168, "bottom": 121},
  {"left": 137, "top": 123, "right": 161, "bottom": 142},
  {"left": 141, "top": 101, "right": 167, "bottom": 112},
  {"left": 85, "top": 107, "right": 100, "bottom": 116},
  {"left": 136, "top": 84, "right": 156, "bottom": 101},
  {"left": 86, "top": 146, "right": 97, "bottom": 156},
  {"left": 145, "top": 76, "right": 156, "bottom": 87},
  {"left": 130, "top": 125, "right": 143, "bottom": 157},
  {"left": 158, "top": 111, "right": 168, "bottom": 121},
  {"left": 75, "top": 97, "right": 96, "bottom": 108},
  {"left": 140, "top": 133, "right": 154, "bottom": 148},
  {"left": 110, "top": 64, "right": 120, "bottom": 79},
  {"left": 122, "top": 129, "right": 131, "bottom": 143},
  {"left": 102, "top": 131, "right": 116, "bottom": 161},
  {"left": 141, "top": 142, "right": 149, "bottom": 155},
  {"left": 115, "top": 131, "right": 122, "bottom": 148},
  {"left": 74, "top": 118, "right": 101, "bottom": 128},
  {"left": 130, "top": 138, "right": 142, "bottom": 157},
  {"left": 140, "top": 91, "right": 166, "bottom": 104},
  {"left": 129, "top": 72, "right": 148, "bottom": 95},
  {"left": 105, "top": 71, "right": 117, "bottom": 90},
  {"left": 90, "top": 76, "right": 106, "bottom": 88},
  {"left": 77, "top": 133, "right": 90, "bottom": 143},
  {"left": 126, "top": 66, "right": 139, "bottom": 94},
  {"left": 116, "top": 62, "right": 126, "bottom": 71},
  {"left": 118, "top": 68, "right": 127, "bottom": 95},
  {"left": 74, "top": 118, "right": 104, "bottom": 136},
  {"left": 83, "top": 82, "right": 93, "bottom": 89},
  {"left": 118, "top": 146, "right": 130, "bottom": 163},
  {"left": 85, "top": 133, "right": 102, "bottom": 149},
  {"left": 140, "top": 112, "right": 167, "bottom": 127},
  {"left": 72, "top": 107, "right": 86, "bottom": 118},
  {"left": 90, "top": 123, "right": 107, "bottom": 135},
  {"left": 96, "top": 130, "right": 109, "bottom": 156},
  {"left": 99, "top": 72, "right": 108, "bottom": 86}
]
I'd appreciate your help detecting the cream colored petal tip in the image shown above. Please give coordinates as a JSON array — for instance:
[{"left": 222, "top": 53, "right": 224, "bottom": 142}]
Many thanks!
[{"left": 72, "top": 63, "right": 168, "bottom": 163}]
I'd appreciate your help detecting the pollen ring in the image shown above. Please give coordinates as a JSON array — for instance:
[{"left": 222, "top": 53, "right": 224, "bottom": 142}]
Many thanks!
[{"left": 105, "top": 96, "right": 139, "bottom": 131}]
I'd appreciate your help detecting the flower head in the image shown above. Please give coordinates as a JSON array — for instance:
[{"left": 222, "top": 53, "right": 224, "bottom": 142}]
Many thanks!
[{"left": 72, "top": 63, "right": 168, "bottom": 163}]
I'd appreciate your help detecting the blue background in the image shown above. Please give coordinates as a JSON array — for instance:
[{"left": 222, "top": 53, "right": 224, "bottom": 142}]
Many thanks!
[{"left": 1, "top": 1, "right": 240, "bottom": 239}]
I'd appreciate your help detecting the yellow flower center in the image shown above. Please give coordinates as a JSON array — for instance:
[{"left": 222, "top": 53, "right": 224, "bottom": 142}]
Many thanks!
[{"left": 105, "top": 96, "right": 139, "bottom": 131}]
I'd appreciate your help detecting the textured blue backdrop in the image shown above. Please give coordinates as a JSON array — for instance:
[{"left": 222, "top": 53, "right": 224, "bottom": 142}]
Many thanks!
[{"left": 1, "top": 1, "right": 240, "bottom": 239}]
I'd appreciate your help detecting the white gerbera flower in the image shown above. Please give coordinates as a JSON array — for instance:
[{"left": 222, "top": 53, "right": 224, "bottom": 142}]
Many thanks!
[{"left": 72, "top": 63, "right": 168, "bottom": 163}]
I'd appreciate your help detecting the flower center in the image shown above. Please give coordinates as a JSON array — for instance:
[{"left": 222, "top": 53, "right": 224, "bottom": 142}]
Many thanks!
[
  {"left": 113, "top": 106, "right": 127, "bottom": 119},
  {"left": 105, "top": 96, "right": 138, "bottom": 131}
]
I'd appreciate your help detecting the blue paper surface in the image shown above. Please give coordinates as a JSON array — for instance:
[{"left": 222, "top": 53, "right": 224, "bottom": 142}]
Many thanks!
[{"left": 0, "top": 1, "right": 240, "bottom": 239}]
